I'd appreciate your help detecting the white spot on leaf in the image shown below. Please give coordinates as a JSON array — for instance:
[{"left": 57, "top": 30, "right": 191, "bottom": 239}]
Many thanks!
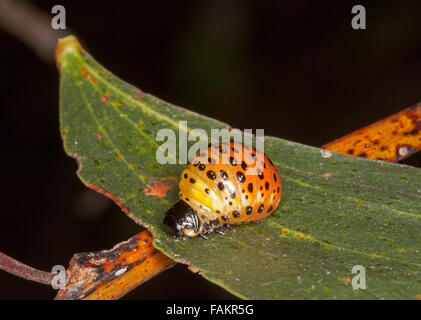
[{"left": 320, "top": 150, "right": 333, "bottom": 158}]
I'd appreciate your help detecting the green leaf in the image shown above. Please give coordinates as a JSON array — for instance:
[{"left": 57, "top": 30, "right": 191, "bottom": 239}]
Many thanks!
[{"left": 57, "top": 36, "right": 421, "bottom": 299}]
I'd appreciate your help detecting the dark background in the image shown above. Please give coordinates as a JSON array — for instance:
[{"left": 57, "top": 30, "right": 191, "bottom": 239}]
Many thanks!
[{"left": 1, "top": 0, "right": 420, "bottom": 299}]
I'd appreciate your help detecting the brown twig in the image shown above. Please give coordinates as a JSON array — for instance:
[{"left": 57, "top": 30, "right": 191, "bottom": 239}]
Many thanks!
[
  {"left": 54, "top": 230, "right": 175, "bottom": 300},
  {"left": 0, "top": 251, "right": 52, "bottom": 285}
]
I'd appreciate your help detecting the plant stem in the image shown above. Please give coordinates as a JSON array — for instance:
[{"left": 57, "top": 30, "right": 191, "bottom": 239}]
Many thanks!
[{"left": 0, "top": 251, "right": 52, "bottom": 285}]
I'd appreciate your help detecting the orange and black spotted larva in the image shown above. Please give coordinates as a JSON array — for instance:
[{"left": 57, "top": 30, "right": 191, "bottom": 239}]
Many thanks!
[{"left": 163, "top": 141, "right": 282, "bottom": 238}]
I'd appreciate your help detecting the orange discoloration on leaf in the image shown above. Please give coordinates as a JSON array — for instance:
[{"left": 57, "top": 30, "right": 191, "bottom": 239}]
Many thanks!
[
  {"left": 87, "top": 184, "right": 130, "bottom": 216},
  {"left": 55, "top": 230, "right": 175, "bottom": 300},
  {"left": 322, "top": 103, "right": 421, "bottom": 162},
  {"left": 143, "top": 177, "right": 174, "bottom": 197},
  {"left": 80, "top": 68, "right": 97, "bottom": 85},
  {"left": 101, "top": 95, "right": 109, "bottom": 103},
  {"left": 81, "top": 67, "right": 90, "bottom": 80},
  {"left": 96, "top": 133, "right": 102, "bottom": 139}
]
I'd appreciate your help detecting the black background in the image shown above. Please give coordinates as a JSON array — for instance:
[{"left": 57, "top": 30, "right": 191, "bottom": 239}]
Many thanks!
[{"left": 1, "top": 0, "right": 421, "bottom": 299}]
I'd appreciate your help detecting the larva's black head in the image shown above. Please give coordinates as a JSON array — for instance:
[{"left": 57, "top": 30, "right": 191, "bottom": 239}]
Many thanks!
[{"left": 163, "top": 200, "right": 200, "bottom": 238}]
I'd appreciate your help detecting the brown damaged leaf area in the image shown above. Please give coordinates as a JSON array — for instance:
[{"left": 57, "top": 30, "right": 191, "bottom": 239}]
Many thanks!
[
  {"left": 143, "top": 177, "right": 175, "bottom": 197},
  {"left": 322, "top": 103, "right": 421, "bottom": 162},
  {"left": 55, "top": 230, "right": 174, "bottom": 300}
]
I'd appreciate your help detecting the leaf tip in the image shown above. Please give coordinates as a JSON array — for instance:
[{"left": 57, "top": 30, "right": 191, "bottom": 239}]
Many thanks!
[{"left": 55, "top": 35, "right": 82, "bottom": 68}]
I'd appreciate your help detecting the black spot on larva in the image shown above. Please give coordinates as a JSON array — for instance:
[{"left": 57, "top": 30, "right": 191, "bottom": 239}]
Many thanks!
[
  {"left": 260, "top": 186, "right": 263, "bottom": 191},
  {"left": 232, "top": 211, "right": 240, "bottom": 218},
  {"left": 267, "top": 206, "right": 273, "bottom": 213},
  {"left": 245, "top": 195, "right": 249, "bottom": 200},
  {"left": 217, "top": 182, "right": 225, "bottom": 191},
  {"left": 236, "top": 171, "right": 246, "bottom": 183},
  {"left": 241, "top": 161, "right": 248, "bottom": 171},
  {"left": 262, "top": 161, "right": 266, "bottom": 168},
  {"left": 208, "top": 157, "right": 216, "bottom": 164},
  {"left": 273, "top": 173, "right": 277, "bottom": 182},
  {"left": 216, "top": 210, "right": 220, "bottom": 214},
  {"left": 204, "top": 223, "right": 211, "bottom": 230},
  {"left": 185, "top": 197, "right": 189, "bottom": 202},
  {"left": 257, "top": 169, "right": 264, "bottom": 180},
  {"left": 193, "top": 160, "right": 200, "bottom": 166},
  {"left": 251, "top": 153, "right": 257, "bottom": 160},
  {"left": 265, "top": 181, "right": 269, "bottom": 190},
  {"left": 246, "top": 206, "right": 252, "bottom": 215},
  {"left": 277, "top": 186, "right": 280, "bottom": 193},
  {"left": 205, "top": 188, "right": 210, "bottom": 194},
  {"left": 213, "top": 218, "right": 219, "bottom": 225},
  {"left": 359, "top": 152, "right": 367, "bottom": 158},
  {"left": 230, "top": 191, "right": 236, "bottom": 199},
  {"left": 242, "top": 189, "right": 245, "bottom": 193},
  {"left": 222, "top": 215, "right": 229, "bottom": 222},
  {"left": 207, "top": 170, "right": 217, "bottom": 179},
  {"left": 184, "top": 173, "right": 188, "bottom": 179},
  {"left": 220, "top": 170, "right": 228, "bottom": 180},
  {"left": 247, "top": 183, "right": 253, "bottom": 193},
  {"left": 258, "top": 204, "right": 264, "bottom": 213},
  {"left": 268, "top": 158, "right": 273, "bottom": 165},
  {"left": 229, "top": 157, "right": 237, "bottom": 166},
  {"left": 208, "top": 142, "right": 212, "bottom": 148},
  {"left": 189, "top": 178, "right": 196, "bottom": 184},
  {"left": 261, "top": 193, "right": 264, "bottom": 198},
  {"left": 198, "top": 164, "right": 206, "bottom": 171},
  {"left": 229, "top": 201, "right": 232, "bottom": 206},
  {"left": 347, "top": 149, "right": 354, "bottom": 155}
]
